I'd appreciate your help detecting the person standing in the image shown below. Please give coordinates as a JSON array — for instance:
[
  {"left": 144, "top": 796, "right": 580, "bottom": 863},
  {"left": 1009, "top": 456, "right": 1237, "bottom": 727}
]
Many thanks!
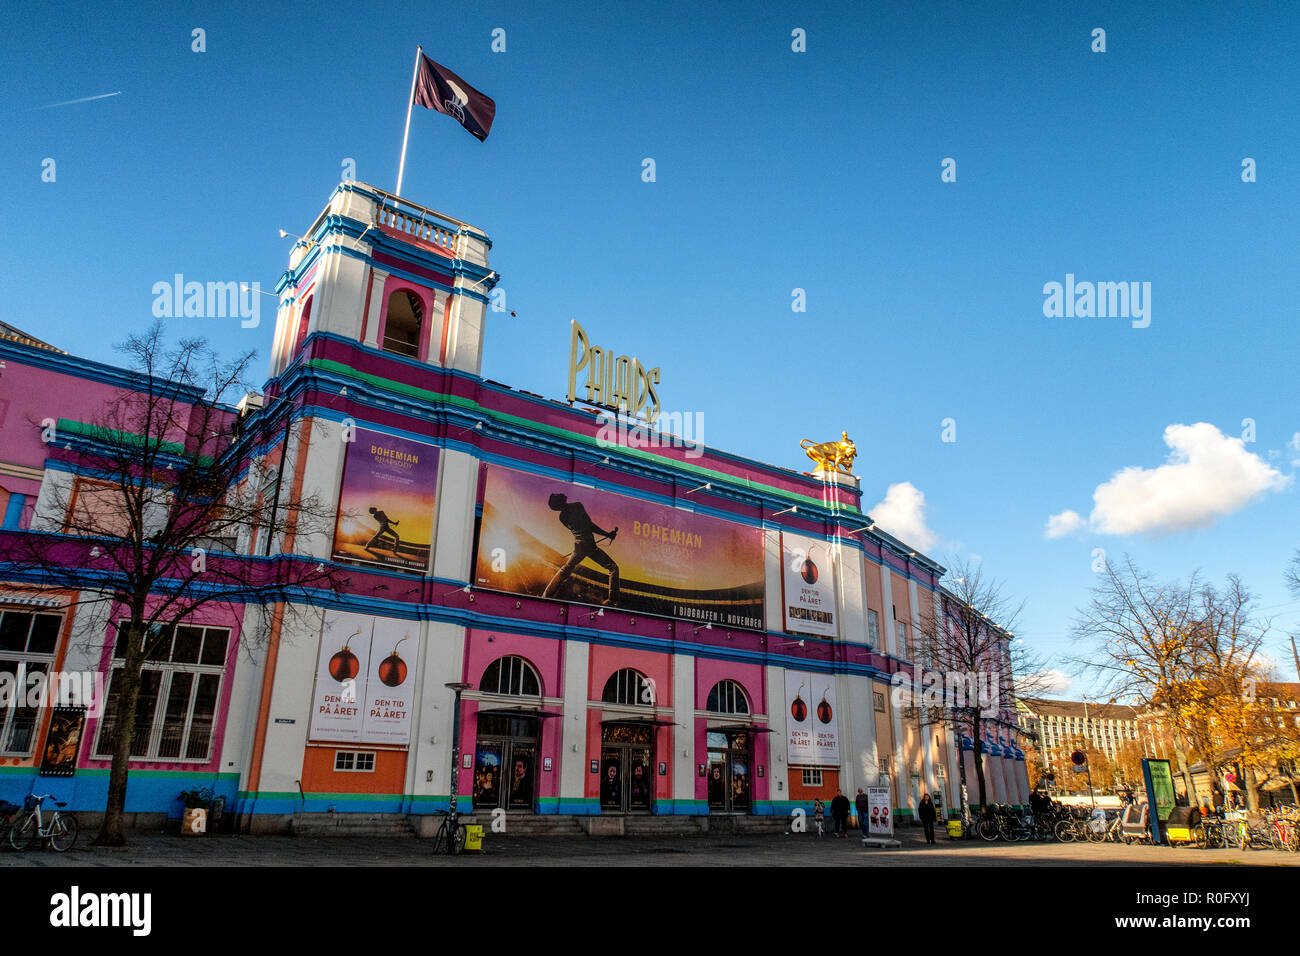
[
  {"left": 918, "top": 792, "right": 937, "bottom": 844},
  {"left": 813, "top": 798, "right": 825, "bottom": 837},
  {"left": 830, "top": 790, "right": 851, "bottom": 839},
  {"left": 855, "top": 788, "right": 869, "bottom": 834}
]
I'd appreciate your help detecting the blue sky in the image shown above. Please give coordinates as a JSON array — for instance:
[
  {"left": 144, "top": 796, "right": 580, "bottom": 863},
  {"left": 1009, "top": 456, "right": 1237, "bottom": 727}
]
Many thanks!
[{"left": 4, "top": 1, "right": 1298, "bottom": 689}]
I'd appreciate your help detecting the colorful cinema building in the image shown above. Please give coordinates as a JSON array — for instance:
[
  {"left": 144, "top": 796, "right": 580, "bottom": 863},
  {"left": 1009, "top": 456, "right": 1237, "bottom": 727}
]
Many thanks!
[{"left": 0, "top": 183, "right": 1029, "bottom": 834}]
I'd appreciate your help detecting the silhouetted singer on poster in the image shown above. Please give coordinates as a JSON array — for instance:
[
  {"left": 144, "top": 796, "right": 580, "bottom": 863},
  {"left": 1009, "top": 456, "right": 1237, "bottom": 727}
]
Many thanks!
[
  {"left": 366, "top": 506, "right": 403, "bottom": 551},
  {"left": 543, "top": 493, "right": 620, "bottom": 604}
]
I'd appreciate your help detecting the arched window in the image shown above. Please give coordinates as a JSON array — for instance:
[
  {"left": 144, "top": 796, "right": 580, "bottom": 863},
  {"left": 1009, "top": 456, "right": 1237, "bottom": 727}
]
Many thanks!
[
  {"left": 480, "top": 655, "right": 541, "bottom": 696},
  {"left": 291, "top": 295, "right": 313, "bottom": 358},
  {"left": 602, "top": 668, "right": 652, "bottom": 707},
  {"left": 381, "top": 290, "right": 424, "bottom": 358},
  {"left": 706, "top": 680, "right": 749, "bottom": 715}
]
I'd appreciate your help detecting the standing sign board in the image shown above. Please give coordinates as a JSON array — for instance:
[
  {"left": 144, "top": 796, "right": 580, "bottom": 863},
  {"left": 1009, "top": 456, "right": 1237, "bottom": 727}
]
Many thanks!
[
  {"left": 867, "top": 786, "right": 892, "bottom": 836},
  {"left": 1141, "top": 758, "right": 1176, "bottom": 845}
]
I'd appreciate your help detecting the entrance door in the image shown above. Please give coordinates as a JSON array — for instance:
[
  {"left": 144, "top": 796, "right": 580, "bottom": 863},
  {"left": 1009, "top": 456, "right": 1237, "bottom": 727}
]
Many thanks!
[
  {"left": 474, "top": 714, "right": 540, "bottom": 812},
  {"left": 600, "top": 724, "right": 654, "bottom": 812},
  {"left": 706, "top": 731, "right": 751, "bottom": 812}
]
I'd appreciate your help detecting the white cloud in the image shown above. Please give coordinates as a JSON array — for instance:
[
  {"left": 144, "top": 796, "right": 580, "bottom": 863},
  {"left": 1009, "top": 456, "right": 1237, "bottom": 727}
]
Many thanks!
[
  {"left": 1028, "top": 669, "right": 1072, "bottom": 696},
  {"left": 1045, "top": 509, "right": 1085, "bottom": 539},
  {"left": 1047, "top": 423, "right": 1290, "bottom": 537},
  {"left": 868, "top": 481, "right": 937, "bottom": 553},
  {"left": 1289, "top": 432, "right": 1300, "bottom": 467}
]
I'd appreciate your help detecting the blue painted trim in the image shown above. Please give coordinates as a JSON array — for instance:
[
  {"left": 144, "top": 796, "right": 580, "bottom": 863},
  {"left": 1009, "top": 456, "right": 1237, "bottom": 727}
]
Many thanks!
[{"left": 2, "top": 494, "right": 26, "bottom": 529}]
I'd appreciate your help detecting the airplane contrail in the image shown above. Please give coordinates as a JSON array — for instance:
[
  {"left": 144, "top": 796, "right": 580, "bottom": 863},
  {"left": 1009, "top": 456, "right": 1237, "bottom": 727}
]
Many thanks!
[{"left": 34, "top": 91, "right": 122, "bottom": 110}]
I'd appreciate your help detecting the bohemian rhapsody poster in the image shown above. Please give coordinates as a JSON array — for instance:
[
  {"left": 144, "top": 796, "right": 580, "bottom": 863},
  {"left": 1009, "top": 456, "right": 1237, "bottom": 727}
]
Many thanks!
[
  {"left": 474, "top": 464, "right": 764, "bottom": 628},
  {"left": 331, "top": 428, "right": 439, "bottom": 572}
]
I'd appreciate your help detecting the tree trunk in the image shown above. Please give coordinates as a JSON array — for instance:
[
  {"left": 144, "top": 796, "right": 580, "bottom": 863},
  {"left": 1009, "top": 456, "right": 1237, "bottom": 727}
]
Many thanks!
[
  {"left": 94, "top": 621, "right": 145, "bottom": 847},
  {"left": 972, "top": 717, "right": 988, "bottom": 809},
  {"left": 1171, "top": 730, "right": 1194, "bottom": 800}
]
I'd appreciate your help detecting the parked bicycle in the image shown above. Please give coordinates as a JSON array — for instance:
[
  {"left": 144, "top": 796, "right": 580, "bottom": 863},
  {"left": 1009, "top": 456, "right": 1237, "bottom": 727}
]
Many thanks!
[
  {"left": 430, "top": 808, "right": 466, "bottom": 855},
  {"left": 0, "top": 800, "right": 20, "bottom": 848},
  {"left": 8, "top": 794, "right": 77, "bottom": 852},
  {"left": 1266, "top": 808, "right": 1300, "bottom": 852}
]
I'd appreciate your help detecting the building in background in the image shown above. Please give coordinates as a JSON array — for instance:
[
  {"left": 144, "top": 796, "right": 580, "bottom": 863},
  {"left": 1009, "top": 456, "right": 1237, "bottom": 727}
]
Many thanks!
[
  {"left": 1018, "top": 697, "right": 1142, "bottom": 791},
  {"left": 0, "top": 182, "right": 1030, "bottom": 833}
]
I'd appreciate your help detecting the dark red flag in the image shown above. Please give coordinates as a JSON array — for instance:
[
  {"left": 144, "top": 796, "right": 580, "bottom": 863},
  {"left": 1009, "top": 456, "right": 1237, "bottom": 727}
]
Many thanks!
[{"left": 413, "top": 54, "right": 495, "bottom": 142}]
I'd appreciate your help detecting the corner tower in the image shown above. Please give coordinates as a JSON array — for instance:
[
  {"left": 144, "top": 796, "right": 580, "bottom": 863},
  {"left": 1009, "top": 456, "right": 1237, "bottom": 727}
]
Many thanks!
[{"left": 268, "top": 182, "right": 495, "bottom": 380}]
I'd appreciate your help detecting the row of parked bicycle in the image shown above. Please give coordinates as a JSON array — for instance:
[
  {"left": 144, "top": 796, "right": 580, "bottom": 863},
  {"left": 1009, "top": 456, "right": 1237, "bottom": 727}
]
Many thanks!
[{"left": 969, "top": 802, "right": 1300, "bottom": 851}]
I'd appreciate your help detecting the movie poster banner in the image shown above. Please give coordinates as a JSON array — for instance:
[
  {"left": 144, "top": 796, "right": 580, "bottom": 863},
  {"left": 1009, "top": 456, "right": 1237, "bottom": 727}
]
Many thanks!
[
  {"left": 474, "top": 465, "right": 764, "bottom": 629},
  {"left": 332, "top": 428, "right": 439, "bottom": 572},
  {"left": 39, "top": 708, "right": 85, "bottom": 777},
  {"left": 781, "top": 532, "right": 837, "bottom": 637},
  {"left": 785, "top": 671, "right": 839, "bottom": 767},
  {"left": 309, "top": 612, "right": 419, "bottom": 745}
]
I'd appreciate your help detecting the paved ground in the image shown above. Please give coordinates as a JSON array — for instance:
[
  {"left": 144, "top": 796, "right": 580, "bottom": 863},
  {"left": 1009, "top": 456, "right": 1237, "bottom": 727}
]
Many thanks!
[{"left": 3, "top": 826, "right": 1298, "bottom": 866}]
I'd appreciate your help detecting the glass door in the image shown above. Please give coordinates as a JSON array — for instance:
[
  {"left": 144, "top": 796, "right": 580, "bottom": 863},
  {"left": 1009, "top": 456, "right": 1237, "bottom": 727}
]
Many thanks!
[
  {"left": 600, "top": 749, "right": 623, "bottom": 810},
  {"left": 599, "top": 724, "right": 655, "bottom": 812},
  {"left": 474, "top": 715, "right": 540, "bottom": 812}
]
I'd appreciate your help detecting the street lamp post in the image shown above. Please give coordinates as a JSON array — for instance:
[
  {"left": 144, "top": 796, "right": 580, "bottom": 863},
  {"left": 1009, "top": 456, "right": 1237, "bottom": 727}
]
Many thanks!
[
  {"left": 445, "top": 681, "right": 472, "bottom": 848},
  {"left": 1082, "top": 696, "right": 1096, "bottom": 810}
]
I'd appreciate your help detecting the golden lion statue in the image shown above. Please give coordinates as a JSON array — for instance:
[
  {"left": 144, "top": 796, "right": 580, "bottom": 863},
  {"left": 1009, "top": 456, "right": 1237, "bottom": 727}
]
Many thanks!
[{"left": 800, "top": 431, "right": 857, "bottom": 475}]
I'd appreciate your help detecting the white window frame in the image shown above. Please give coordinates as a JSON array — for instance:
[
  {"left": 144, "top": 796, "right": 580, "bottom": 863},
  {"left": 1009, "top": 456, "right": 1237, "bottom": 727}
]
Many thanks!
[
  {"left": 867, "top": 609, "right": 880, "bottom": 646},
  {"left": 334, "top": 751, "right": 376, "bottom": 772},
  {"left": 895, "top": 620, "right": 908, "bottom": 658},
  {"left": 801, "top": 768, "right": 823, "bottom": 787},
  {"left": 92, "top": 622, "right": 230, "bottom": 764},
  {"left": 0, "top": 611, "right": 63, "bottom": 757}
]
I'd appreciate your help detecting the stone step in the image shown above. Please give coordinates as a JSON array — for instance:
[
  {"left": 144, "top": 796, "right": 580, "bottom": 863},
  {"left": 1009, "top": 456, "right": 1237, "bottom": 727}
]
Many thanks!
[{"left": 291, "top": 813, "right": 416, "bottom": 838}]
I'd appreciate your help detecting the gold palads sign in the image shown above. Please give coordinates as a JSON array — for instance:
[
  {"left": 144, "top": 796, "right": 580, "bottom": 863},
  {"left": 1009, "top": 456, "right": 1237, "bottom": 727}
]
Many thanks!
[{"left": 567, "top": 320, "right": 662, "bottom": 424}]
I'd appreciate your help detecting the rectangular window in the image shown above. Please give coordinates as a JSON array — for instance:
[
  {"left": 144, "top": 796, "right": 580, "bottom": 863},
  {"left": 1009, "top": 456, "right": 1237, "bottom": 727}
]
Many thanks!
[
  {"left": 335, "top": 751, "right": 375, "bottom": 772},
  {"left": 801, "top": 768, "right": 823, "bottom": 787},
  {"left": 93, "top": 621, "right": 230, "bottom": 762},
  {"left": 873, "top": 691, "right": 885, "bottom": 712},
  {"left": 895, "top": 621, "right": 908, "bottom": 658},
  {"left": 0, "top": 611, "right": 64, "bottom": 757},
  {"left": 867, "top": 610, "right": 879, "bottom": 646}
]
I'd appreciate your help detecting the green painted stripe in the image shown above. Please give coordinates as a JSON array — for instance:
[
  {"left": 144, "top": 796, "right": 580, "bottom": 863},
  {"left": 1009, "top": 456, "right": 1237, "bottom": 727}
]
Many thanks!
[
  {"left": 0, "top": 767, "right": 241, "bottom": 781},
  {"left": 58, "top": 418, "right": 214, "bottom": 466},
  {"left": 306, "top": 359, "right": 859, "bottom": 514}
]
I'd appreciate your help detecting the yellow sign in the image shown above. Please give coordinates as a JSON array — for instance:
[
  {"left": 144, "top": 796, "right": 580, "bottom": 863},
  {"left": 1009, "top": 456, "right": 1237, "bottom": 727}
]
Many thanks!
[{"left": 567, "top": 320, "right": 661, "bottom": 424}]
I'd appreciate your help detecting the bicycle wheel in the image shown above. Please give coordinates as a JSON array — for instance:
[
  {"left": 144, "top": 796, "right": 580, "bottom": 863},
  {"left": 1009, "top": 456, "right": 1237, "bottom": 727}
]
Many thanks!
[
  {"left": 431, "top": 822, "right": 447, "bottom": 854},
  {"left": 1054, "top": 819, "right": 1075, "bottom": 843},
  {"left": 977, "top": 818, "right": 999, "bottom": 841},
  {"left": 9, "top": 814, "right": 38, "bottom": 851},
  {"left": 452, "top": 824, "right": 466, "bottom": 855},
  {"left": 1086, "top": 821, "right": 1105, "bottom": 844},
  {"left": 49, "top": 815, "right": 76, "bottom": 852}
]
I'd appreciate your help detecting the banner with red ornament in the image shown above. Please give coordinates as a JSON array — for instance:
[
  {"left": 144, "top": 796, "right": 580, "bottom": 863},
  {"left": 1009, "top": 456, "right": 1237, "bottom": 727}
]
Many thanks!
[
  {"left": 309, "top": 612, "right": 418, "bottom": 745},
  {"left": 780, "top": 532, "right": 837, "bottom": 637},
  {"left": 784, "top": 670, "right": 839, "bottom": 767}
]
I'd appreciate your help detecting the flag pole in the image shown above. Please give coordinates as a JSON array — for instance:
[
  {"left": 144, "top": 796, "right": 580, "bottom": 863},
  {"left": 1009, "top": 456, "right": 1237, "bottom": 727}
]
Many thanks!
[{"left": 395, "top": 45, "right": 422, "bottom": 197}]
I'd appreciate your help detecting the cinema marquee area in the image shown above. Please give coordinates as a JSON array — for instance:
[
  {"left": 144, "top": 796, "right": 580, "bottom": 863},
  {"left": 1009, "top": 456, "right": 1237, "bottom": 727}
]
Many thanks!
[{"left": 0, "top": 182, "right": 1028, "bottom": 834}]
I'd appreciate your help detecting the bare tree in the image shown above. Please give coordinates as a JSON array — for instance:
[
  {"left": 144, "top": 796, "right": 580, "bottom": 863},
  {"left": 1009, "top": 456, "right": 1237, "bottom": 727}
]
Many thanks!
[
  {"left": 3, "top": 322, "right": 338, "bottom": 845},
  {"left": 1068, "top": 556, "right": 1274, "bottom": 807},
  {"left": 912, "top": 557, "right": 1045, "bottom": 818}
]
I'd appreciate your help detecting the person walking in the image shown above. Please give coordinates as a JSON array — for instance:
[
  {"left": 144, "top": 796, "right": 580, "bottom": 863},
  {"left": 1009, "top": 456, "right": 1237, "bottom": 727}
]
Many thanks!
[
  {"left": 830, "top": 790, "right": 851, "bottom": 839},
  {"left": 855, "top": 788, "right": 869, "bottom": 834},
  {"left": 918, "top": 792, "right": 937, "bottom": 844}
]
